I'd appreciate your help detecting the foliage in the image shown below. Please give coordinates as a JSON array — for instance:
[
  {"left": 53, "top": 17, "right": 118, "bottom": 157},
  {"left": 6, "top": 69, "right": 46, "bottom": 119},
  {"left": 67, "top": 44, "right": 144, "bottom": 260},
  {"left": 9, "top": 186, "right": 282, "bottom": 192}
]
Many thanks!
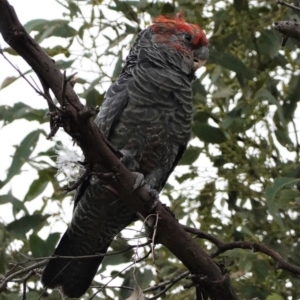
[{"left": 1, "top": 0, "right": 300, "bottom": 299}]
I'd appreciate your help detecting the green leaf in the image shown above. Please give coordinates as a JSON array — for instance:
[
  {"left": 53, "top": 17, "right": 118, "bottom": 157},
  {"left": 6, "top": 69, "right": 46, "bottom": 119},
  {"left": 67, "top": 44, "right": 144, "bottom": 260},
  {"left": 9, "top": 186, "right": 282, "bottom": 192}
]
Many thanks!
[
  {"left": 68, "top": 1, "right": 81, "bottom": 18},
  {"left": 192, "top": 80, "right": 207, "bottom": 97},
  {"left": 3, "top": 47, "right": 18, "bottom": 56},
  {"left": 6, "top": 214, "right": 49, "bottom": 238},
  {"left": 266, "top": 293, "right": 284, "bottom": 300},
  {"left": 265, "top": 177, "right": 299, "bottom": 227},
  {"left": 125, "top": 23, "right": 138, "bottom": 34},
  {"left": 278, "top": 189, "right": 300, "bottom": 206},
  {"left": 178, "top": 147, "right": 200, "bottom": 165},
  {"left": 266, "top": 178, "right": 299, "bottom": 203},
  {"left": 239, "top": 256, "right": 253, "bottom": 273},
  {"left": 1, "top": 130, "right": 44, "bottom": 188},
  {"left": 0, "top": 191, "right": 29, "bottom": 215},
  {"left": 255, "top": 88, "right": 278, "bottom": 105},
  {"left": 211, "top": 86, "right": 233, "bottom": 99},
  {"left": 255, "top": 88, "right": 287, "bottom": 128},
  {"left": 45, "top": 45, "right": 71, "bottom": 57},
  {"left": 193, "top": 111, "right": 210, "bottom": 123},
  {"left": 193, "top": 122, "right": 226, "bottom": 144},
  {"left": 85, "top": 88, "right": 105, "bottom": 106},
  {"left": 29, "top": 234, "right": 48, "bottom": 257},
  {"left": 24, "top": 19, "right": 50, "bottom": 32},
  {"left": 0, "top": 102, "right": 47, "bottom": 126},
  {"left": 0, "top": 76, "right": 18, "bottom": 89},
  {"left": 209, "top": 49, "right": 255, "bottom": 79},
  {"left": 234, "top": 0, "right": 249, "bottom": 11},
  {"left": 274, "top": 129, "right": 294, "bottom": 150},
  {"left": 221, "top": 116, "right": 245, "bottom": 133},
  {"left": 266, "top": 177, "right": 300, "bottom": 202},
  {"left": 252, "top": 259, "right": 269, "bottom": 282},
  {"left": 24, "top": 177, "right": 48, "bottom": 202},
  {"left": 240, "top": 225, "right": 256, "bottom": 240},
  {"left": 24, "top": 19, "right": 77, "bottom": 41},
  {"left": 257, "top": 30, "right": 281, "bottom": 59},
  {"left": 55, "top": 59, "right": 76, "bottom": 69},
  {"left": 45, "top": 232, "right": 61, "bottom": 253},
  {"left": 113, "top": 52, "right": 123, "bottom": 79},
  {"left": 0, "top": 69, "right": 32, "bottom": 90},
  {"left": 110, "top": 0, "right": 139, "bottom": 23}
]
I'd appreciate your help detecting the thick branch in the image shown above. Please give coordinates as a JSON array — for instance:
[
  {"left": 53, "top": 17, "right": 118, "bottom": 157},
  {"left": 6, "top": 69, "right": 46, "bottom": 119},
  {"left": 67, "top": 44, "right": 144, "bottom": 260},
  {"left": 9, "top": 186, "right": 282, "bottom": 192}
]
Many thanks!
[{"left": 0, "top": 1, "right": 238, "bottom": 299}]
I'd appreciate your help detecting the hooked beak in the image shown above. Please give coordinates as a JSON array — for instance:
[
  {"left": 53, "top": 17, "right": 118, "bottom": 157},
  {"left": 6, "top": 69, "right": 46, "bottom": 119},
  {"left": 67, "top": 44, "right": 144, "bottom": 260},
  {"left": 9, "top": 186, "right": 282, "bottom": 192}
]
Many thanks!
[{"left": 193, "top": 45, "right": 209, "bottom": 71}]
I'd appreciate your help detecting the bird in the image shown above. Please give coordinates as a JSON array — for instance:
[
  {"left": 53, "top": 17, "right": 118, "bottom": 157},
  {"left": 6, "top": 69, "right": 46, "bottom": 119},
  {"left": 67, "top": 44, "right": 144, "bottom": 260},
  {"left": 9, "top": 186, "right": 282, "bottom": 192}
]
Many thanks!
[{"left": 41, "top": 12, "right": 209, "bottom": 298}]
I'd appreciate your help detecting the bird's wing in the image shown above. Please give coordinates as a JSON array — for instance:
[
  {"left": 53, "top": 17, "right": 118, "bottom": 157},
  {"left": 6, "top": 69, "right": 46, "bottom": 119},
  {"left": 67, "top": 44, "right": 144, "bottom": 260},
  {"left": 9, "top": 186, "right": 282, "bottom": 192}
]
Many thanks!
[{"left": 94, "top": 73, "right": 131, "bottom": 139}]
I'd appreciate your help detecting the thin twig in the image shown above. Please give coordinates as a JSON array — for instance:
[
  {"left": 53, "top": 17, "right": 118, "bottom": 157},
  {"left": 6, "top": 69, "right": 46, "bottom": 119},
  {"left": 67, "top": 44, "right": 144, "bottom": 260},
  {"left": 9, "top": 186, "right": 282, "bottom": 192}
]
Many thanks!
[
  {"left": 20, "top": 270, "right": 36, "bottom": 300},
  {"left": 1, "top": 241, "right": 151, "bottom": 296},
  {"left": 0, "top": 50, "right": 59, "bottom": 111},
  {"left": 151, "top": 213, "right": 159, "bottom": 263},
  {"left": 0, "top": 260, "right": 47, "bottom": 292},
  {"left": 89, "top": 250, "right": 152, "bottom": 299},
  {"left": 291, "top": 118, "right": 299, "bottom": 161},
  {"left": 21, "top": 241, "right": 152, "bottom": 264},
  {"left": 147, "top": 271, "right": 190, "bottom": 300},
  {"left": 144, "top": 271, "right": 189, "bottom": 293}
]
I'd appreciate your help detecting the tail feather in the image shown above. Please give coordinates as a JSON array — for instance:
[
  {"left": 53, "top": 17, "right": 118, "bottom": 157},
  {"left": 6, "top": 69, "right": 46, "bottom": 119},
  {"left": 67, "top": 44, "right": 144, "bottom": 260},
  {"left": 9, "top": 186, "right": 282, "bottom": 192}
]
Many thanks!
[{"left": 41, "top": 229, "right": 110, "bottom": 298}]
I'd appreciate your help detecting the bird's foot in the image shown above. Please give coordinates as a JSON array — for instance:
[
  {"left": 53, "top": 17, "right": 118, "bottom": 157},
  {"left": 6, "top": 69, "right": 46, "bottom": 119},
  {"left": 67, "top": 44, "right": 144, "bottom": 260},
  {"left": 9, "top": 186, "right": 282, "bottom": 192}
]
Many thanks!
[
  {"left": 144, "top": 184, "right": 160, "bottom": 212},
  {"left": 120, "top": 149, "right": 139, "bottom": 171},
  {"left": 131, "top": 172, "right": 145, "bottom": 191},
  {"left": 130, "top": 174, "right": 159, "bottom": 212}
]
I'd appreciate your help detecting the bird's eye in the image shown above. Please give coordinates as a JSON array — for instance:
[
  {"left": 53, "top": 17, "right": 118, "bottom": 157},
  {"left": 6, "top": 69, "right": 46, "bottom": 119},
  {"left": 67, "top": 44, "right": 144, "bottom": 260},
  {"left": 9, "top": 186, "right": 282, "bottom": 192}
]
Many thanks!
[{"left": 184, "top": 33, "right": 192, "bottom": 42}]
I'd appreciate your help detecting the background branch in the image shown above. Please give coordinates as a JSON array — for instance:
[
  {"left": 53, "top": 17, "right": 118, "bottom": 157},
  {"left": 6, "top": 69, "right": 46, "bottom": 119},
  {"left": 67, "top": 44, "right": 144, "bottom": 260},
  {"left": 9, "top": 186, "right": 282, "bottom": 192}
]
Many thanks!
[{"left": 183, "top": 225, "right": 300, "bottom": 275}]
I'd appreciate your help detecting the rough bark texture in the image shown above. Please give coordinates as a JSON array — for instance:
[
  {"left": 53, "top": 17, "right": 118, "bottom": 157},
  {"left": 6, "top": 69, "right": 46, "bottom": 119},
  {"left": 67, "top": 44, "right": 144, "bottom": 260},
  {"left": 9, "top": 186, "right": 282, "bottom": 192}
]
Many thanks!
[{"left": 0, "top": 1, "right": 239, "bottom": 299}]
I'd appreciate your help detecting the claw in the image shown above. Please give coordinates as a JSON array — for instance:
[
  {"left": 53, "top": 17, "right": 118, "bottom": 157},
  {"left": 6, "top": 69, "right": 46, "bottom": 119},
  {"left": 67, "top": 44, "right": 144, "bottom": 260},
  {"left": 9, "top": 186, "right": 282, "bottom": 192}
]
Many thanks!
[
  {"left": 144, "top": 184, "right": 159, "bottom": 212},
  {"left": 131, "top": 172, "right": 145, "bottom": 191},
  {"left": 120, "top": 149, "right": 140, "bottom": 171}
]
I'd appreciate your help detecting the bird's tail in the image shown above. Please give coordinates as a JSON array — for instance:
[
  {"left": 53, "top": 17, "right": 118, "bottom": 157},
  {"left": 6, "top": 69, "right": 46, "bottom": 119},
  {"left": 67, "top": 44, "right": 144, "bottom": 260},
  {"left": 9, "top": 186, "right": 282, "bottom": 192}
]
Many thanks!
[{"left": 41, "top": 229, "right": 111, "bottom": 298}]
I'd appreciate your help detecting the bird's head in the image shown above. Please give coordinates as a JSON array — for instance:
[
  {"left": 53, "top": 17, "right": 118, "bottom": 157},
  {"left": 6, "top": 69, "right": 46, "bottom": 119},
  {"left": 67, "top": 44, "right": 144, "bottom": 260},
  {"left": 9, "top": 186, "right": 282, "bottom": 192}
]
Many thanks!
[{"left": 150, "top": 13, "right": 209, "bottom": 73}]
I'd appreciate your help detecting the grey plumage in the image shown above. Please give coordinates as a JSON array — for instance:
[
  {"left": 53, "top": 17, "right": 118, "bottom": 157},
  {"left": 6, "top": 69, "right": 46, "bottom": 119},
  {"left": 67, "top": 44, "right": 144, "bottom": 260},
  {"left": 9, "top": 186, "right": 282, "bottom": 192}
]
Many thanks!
[{"left": 42, "top": 16, "right": 208, "bottom": 298}]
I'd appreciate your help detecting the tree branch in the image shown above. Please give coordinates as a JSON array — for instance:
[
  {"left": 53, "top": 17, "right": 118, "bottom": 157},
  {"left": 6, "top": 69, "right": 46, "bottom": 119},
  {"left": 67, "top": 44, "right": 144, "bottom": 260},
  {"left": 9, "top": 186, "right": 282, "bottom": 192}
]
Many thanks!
[
  {"left": 0, "top": 1, "right": 239, "bottom": 299},
  {"left": 182, "top": 225, "right": 300, "bottom": 276},
  {"left": 0, "top": 260, "right": 47, "bottom": 293},
  {"left": 0, "top": 241, "right": 151, "bottom": 293},
  {"left": 274, "top": 18, "right": 300, "bottom": 45},
  {"left": 277, "top": 0, "right": 300, "bottom": 11}
]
